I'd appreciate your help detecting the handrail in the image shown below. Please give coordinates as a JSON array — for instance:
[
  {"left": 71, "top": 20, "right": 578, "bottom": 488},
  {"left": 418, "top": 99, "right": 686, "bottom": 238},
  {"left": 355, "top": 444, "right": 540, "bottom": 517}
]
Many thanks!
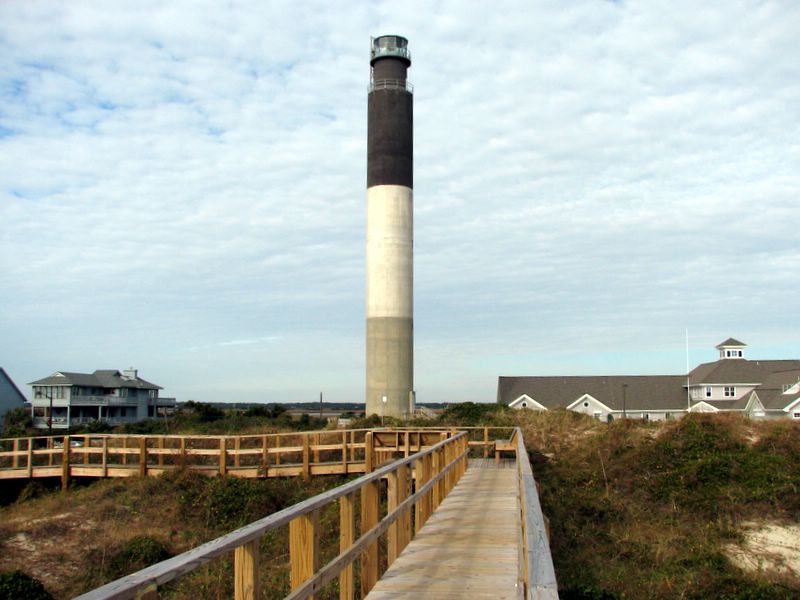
[
  {"left": 75, "top": 431, "right": 469, "bottom": 600},
  {"left": 515, "top": 427, "right": 559, "bottom": 599}
]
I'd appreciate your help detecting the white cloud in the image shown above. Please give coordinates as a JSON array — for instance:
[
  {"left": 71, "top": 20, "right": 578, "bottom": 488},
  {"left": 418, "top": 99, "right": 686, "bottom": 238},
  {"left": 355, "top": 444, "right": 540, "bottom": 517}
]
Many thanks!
[{"left": 1, "top": 0, "right": 798, "bottom": 403}]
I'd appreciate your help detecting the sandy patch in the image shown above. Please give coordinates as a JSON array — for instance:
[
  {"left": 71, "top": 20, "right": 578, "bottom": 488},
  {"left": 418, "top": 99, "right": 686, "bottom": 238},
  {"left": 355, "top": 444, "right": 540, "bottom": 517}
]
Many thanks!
[{"left": 727, "top": 522, "right": 800, "bottom": 577}]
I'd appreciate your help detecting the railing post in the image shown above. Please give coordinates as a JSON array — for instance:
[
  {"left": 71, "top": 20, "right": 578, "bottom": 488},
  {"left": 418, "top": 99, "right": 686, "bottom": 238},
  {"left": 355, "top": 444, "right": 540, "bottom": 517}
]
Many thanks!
[
  {"left": 360, "top": 479, "right": 380, "bottom": 596},
  {"left": 139, "top": 437, "right": 148, "bottom": 477},
  {"left": 387, "top": 469, "right": 399, "bottom": 566},
  {"left": 219, "top": 437, "right": 227, "bottom": 476},
  {"left": 84, "top": 435, "right": 90, "bottom": 465},
  {"left": 404, "top": 431, "right": 410, "bottom": 457},
  {"left": 290, "top": 510, "right": 319, "bottom": 599},
  {"left": 12, "top": 438, "right": 19, "bottom": 469},
  {"left": 364, "top": 432, "right": 374, "bottom": 473},
  {"left": 431, "top": 444, "right": 442, "bottom": 510},
  {"left": 61, "top": 436, "right": 70, "bottom": 490},
  {"left": 341, "top": 431, "right": 348, "bottom": 473},
  {"left": 313, "top": 432, "right": 320, "bottom": 464},
  {"left": 234, "top": 539, "right": 260, "bottom": 600},
  {"left": 397, "top": 463, "right": 411, "bottom": 552},
  {"left": 234, "top": 436, "right": 241, "bottom": 468},
  {"left": 102, "top": 437, "right": 108, "bottom": 477},
  {"left": 339, "top": 493, "right": 355, "bottom": 600},
  {"left": 483, "top": 427, "right": 489, "bottom": 459},
  {"left": 122, "top": 436, "right": 128, "bottom": 466},
  {"left": 157, "top": 437, "right": 164, "bottom": 467},
  {"left": 275, "top": 435, "right": 281, "bottom": 466},
  {"left": 302, "top": 434, "right": 311, "bottom": 481},
  {"left": 262, "top": 435, "right": 269, "bottom": 473},
  {"left": 414, "top": 456, "right": 428, "bottom": 535},
  {"left": 26, "top": 438, "right": 33, "bottom": 477}
]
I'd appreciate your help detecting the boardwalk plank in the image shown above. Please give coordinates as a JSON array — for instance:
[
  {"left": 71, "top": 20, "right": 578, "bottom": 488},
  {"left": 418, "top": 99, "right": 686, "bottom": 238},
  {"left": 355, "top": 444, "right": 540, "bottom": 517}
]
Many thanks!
[{"left": 366, "top": 460, "right": 521, "bottom": 599}]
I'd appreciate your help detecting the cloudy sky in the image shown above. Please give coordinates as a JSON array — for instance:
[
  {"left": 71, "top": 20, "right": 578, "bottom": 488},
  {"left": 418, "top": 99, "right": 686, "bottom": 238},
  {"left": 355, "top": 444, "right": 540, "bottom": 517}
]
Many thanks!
[{"left": 1, "top": 1, "right": 798, "bottom": 404}]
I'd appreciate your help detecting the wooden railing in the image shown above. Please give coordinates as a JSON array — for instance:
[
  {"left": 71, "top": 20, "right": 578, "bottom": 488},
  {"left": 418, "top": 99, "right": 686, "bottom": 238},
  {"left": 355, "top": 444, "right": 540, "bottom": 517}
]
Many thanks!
[
  {"left": 0, "top": 427, "right": 515, "bottom": 489},
  {"left": 513, "top": 427, "right": 559, "bottom": 599},
  {"left": 74, "top": 431, "right": 470, "bottom": 600}
]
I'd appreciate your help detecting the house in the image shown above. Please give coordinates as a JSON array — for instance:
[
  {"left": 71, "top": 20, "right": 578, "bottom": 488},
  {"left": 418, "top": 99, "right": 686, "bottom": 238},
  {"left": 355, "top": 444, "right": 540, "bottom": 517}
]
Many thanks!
[
  {"left": 498, "top": 338, "right": 800, "bottom": 421},
  {"left": 29, "top": 368, "right": 176, "bottom": 430},
  {"left": 0, "top": 368, "right": 28, "bottom": 431}
]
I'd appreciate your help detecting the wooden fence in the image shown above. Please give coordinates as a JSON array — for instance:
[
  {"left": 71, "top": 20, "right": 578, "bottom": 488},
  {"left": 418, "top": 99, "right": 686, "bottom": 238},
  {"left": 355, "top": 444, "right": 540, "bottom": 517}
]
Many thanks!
[{"left": 73, "top": 431, "right": 471, "bottom": 600}]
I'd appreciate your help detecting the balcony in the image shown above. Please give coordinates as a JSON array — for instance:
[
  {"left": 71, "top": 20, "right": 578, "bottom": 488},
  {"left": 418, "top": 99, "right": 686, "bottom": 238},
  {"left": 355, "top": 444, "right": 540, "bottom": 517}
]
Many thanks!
[{"left": 68, "top": 396, "right": 140, "bottom": 407}]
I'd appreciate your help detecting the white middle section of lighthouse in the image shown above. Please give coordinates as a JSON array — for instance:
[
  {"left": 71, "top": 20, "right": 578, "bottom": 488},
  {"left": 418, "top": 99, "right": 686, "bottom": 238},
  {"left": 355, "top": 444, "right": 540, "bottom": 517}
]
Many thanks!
[{"left": 366, "top": 184, "right": 414, "bottom": 319}]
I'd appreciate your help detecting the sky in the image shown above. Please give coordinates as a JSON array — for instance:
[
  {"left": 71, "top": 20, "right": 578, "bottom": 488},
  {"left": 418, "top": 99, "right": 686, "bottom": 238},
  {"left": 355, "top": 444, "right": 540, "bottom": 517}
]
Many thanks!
[{"left": 1, "top": 1, "right": 798, "bottom": 404}]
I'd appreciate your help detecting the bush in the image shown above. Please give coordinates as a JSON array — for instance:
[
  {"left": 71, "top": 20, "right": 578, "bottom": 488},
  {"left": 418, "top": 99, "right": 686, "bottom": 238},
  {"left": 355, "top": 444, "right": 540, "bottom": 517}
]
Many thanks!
[
  {"left": 0, "top": 570, "right": 53, "bottom": 600},
  {"left": 2, "top": 407, "right": 32, "bottom": 437}
]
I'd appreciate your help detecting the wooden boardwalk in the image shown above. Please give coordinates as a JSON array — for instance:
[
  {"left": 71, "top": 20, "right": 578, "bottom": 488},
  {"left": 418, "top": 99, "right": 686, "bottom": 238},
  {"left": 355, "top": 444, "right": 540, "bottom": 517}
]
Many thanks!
[{"left": 367, "top": 459, "right": 522, "bottom": 599}]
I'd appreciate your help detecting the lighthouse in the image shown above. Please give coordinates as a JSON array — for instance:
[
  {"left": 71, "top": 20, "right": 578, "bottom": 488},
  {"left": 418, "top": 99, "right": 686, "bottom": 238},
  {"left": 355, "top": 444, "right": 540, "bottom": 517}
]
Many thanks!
[{"left": 366, "top": 35, "right": 414, "bottom": 419}]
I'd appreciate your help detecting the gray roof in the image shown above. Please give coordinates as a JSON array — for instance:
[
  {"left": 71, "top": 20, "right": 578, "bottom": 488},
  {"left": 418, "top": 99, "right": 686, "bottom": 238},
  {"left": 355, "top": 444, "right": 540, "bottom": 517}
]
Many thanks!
[
  {"left": 497, "top": 375, "right": 690, "bottom": 411},
  {"left": 716, "top": 337, "right": 746, "bottom": 348},
  {"left": 689, "top": 359, "right": 800, "bottom": 385},
  {"left": 29, "top": 370, "right": 161, "bottom": 390},
  {"left": 754, "top": 388, "right": 800, "bottom": 411},
  {"left": 0, "top": 367, "right": 28, "bottom": 404}
]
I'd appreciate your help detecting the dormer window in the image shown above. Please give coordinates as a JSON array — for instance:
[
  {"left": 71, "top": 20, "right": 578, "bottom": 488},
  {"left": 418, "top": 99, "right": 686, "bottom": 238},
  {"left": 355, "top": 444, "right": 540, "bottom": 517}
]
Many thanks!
[
  {"left": 705, "top": 387, "right": 712, "bottom": 398},
  {"left": 724, "top": 386, "right": 736, "bottom": 398}
]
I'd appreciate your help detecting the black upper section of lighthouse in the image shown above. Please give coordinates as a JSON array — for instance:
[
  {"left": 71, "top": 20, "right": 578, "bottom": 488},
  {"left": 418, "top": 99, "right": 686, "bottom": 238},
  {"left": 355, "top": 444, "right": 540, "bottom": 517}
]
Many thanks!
[{"left": 368, "top": 35, "right": 413, "bottom": 189}]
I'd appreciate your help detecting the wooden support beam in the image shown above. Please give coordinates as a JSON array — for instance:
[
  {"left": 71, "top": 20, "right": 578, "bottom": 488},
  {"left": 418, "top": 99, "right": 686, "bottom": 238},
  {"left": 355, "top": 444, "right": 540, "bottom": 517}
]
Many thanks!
[
  {"left": 360, "top": 479, "right": 380, "bottom": 596},
  {"left": 387, "top": 470, "right": 399, "bottom": 566},
  {"left": 139, "top": 437, "right": 148, "bottom": 477},
  {"left": 290, "top": 510, "right": 319, "bottom": 599},
  {"left": 262, "top": 435, "right": 269, "bottom": 473},
  {"left": 102, "top": 437, "right": 108, "bottom": 478},
  {"left": 234, "top": 437, "right": 241, "bottom": 468},
  {"left": 275, "top": 435, "right": 281, "bottom": 465},
  {"left": 431, "top": 446, "right": 442, "bottom": 510},
  {"left": 341, "top": 431, "right": 347, "bottom": 472},
  {"left": 219, "top": 438, "right": 227, "bottom": 476},
  {"left": 61, "top": 436, "right": 70, "bottom": 490},
  {"left": 364, "top": 432, "right": 374, "bottom": 473},
  {"left": 404, "top": 431, "right": 410, "bottom": 458},
  {"left": 339, "top": 493, "right": 354, "bottom": 600},
  {"left": 157, "top": 437, "right": 164, "bottom": 467},
  {"left": 397, "top": 463, "right": 411, "bottom": 554},
  {"left": 302, "top": 434, "right": 310, "bottom": 481},
  {"left": 83, "top": 436, "right": 90, "bottom": 465},
  {"left": 11, "top": 438, "right": 19, "bottom": 469},
  {"left": 26, "top": 438, "right": 33, "bottom": 478},
  {"left": 234, "top": 539, "right": 260, "bottom": 600},
  {"left": 313, "top": 433, "right": 320, "bottom": 464},
  {"left": 484, "top": 427, "right": 489, "bottom": 459}
]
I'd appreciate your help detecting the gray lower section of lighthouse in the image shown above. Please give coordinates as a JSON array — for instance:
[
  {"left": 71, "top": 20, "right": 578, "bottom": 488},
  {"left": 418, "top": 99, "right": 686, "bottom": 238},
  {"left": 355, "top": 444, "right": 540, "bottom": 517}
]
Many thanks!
[{"left": 366, "top": 317, "right": 413, "bottom": 418}]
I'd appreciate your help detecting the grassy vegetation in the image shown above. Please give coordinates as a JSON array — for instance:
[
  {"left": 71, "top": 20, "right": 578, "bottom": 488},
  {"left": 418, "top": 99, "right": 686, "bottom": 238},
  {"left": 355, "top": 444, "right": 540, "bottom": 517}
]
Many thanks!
[
  {"left": 513, "top": 410, "right": 800, "bottom": 599},
  {"left": 1, "top": 407, "right": 798, "bottom": 599}
]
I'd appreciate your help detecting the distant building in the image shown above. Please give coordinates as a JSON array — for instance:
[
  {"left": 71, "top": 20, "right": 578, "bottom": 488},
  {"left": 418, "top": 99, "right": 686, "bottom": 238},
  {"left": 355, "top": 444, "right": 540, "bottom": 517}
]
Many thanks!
[
  {"left": 498, "top": 338, "right": 800, "bottom": 422},
  {"left": 0, "top": 368, "right": 27, "bottom": 431},
  {"left": 29, "top": 368, "right": 176, "bottom": 429}
]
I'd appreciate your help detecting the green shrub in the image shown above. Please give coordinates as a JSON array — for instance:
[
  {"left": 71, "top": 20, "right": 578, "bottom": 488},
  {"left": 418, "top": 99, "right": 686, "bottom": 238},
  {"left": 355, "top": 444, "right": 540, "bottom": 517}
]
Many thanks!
[{"left": 0, "top": 570, "right": 53, "bottom": 600}]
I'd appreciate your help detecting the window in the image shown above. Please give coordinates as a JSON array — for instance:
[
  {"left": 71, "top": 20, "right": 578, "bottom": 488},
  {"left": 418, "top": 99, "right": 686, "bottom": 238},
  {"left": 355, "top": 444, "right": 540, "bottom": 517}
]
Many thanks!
[
  {"left": 521, "top": 402, "right": 527, "bottom": 408},
  {"left": 793, "top": 412, "right": 800, "bottom": 420},
  {"left": 705, "top": 387, "right": 712, "bottom": 398},
  {"left": 724, "top": 386, "right": 736, "bottom": 398},
  {"left": 643, "top": 413, "right": 650, "bottom": 421},
  {"left": 583, "top": 401, "right": 589, "bottom": 408}
]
